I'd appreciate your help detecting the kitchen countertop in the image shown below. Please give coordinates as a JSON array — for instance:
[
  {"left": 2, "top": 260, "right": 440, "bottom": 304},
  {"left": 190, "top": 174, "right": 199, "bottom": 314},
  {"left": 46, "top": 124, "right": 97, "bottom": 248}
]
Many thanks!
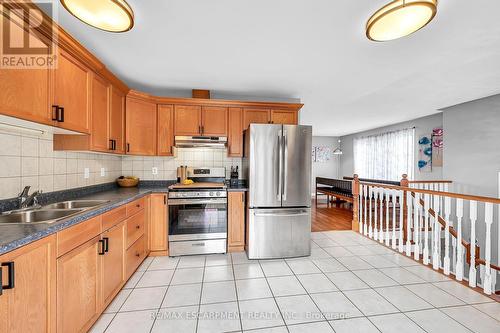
[
  {"left": 0, "top": 186, "right": 169, "bottom": 256},
  {"left": 226, "top": 184, "right": 248, "bottom": 192}
]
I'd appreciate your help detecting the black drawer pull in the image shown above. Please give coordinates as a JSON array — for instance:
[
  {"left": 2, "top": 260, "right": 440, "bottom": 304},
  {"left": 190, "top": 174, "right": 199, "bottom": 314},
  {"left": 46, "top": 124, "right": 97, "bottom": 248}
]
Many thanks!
[
  {"left": 52, "top": 105, "right": 59, "bottom": 121},
  {"left": 1, "top": 262, "right": 15, "bottom": 290},
  {"left": 0, "top": 266, "right": 3, "bottom": 296},
  {"left": 98, "top": 239, "right": 106, "bottom": 255},
  {"left": 103, "top": 237, "right": 109, "bottom": 253}
]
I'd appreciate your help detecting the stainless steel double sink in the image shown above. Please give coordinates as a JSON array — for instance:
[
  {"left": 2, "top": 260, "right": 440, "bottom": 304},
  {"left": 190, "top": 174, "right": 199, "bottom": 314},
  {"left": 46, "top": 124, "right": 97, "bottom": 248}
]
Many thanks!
[{"left": 0, "top": 200, "right": 109, "bottom": 225}]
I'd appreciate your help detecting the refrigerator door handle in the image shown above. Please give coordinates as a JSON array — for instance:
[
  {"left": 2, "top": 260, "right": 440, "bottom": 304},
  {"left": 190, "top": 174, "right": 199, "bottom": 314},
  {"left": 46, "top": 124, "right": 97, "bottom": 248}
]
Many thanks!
[
  {"left": 283, "top": 129, "right": 288, "bottom": 201},
  {"left": 277, "top": 130, "right": 283, "bottom": 200}
]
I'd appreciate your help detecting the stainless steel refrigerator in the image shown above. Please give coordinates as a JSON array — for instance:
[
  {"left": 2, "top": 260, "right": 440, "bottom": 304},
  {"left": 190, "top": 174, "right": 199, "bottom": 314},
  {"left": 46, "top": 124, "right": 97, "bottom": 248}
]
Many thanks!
[{"left": 244, "top": 124, "right": 312, "bottom": 259}]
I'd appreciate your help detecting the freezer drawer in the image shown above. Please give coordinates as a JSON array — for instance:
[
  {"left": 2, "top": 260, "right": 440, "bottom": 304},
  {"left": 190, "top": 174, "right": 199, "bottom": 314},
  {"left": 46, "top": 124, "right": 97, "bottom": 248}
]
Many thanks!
[
  {"left": 169, "top": 238, "right": 227, "bottom": 256},
  {"left": 247, "top": 208, "right": 311, "bottom": 259}
]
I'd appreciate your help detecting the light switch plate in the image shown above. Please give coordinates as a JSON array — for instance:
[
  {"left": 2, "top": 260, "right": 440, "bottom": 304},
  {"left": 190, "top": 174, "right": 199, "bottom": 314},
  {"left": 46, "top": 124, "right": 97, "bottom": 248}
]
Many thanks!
[
  {"left": 100, "top": 168, "right": 105, "bottom": 177},
  {"left": 152, "top": 167, "right": 158, "bottom": 175},
  {"left": 84, "top": 168, "right": 90, "bottom": 179}
]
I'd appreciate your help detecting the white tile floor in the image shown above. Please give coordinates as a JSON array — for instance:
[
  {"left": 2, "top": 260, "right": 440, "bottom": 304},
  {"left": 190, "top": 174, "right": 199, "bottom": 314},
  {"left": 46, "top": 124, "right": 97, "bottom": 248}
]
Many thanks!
[{"left": 90, "top": 231, "right": 499, "bottom": 333}]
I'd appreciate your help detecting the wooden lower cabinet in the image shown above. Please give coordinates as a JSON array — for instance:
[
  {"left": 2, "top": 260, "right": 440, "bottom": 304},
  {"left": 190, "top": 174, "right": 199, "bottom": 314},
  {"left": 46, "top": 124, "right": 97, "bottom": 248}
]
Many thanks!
[
  {"left": 149, "top": 193, "right": 168, "bottom": 255},
  {"left": 57, "top": 236, "right": 102, "bottom": 333},
  {"left": 0, "top": 235, "right": 56, "bottom": 333},
  {"left": 101, "top": 221, "right": 126, "bottom": 307},
  {"left": 126, "top": 236, "right": 147, "bottom": 278},
  {"left": 228, "top": 191, "right": 246, "bottom": 252}
]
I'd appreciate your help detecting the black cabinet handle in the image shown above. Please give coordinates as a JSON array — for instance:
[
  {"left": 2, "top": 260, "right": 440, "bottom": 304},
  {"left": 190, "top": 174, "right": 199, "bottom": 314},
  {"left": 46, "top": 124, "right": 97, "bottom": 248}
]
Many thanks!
[
  {"left": 0, "top": 266, "right": 3, "bottom": 296},
  {"left": 56, "top": 107, "right": 65, "bottom": 122},
  {"left": 113, "top": 140, "right": 117, "bottom": 151},
  {"left": 109, "top": 139, "right": 114, "bottom": 150},
  {"left": 1, "top": 262, "right": 15, "bottom": 290},
  {"left": 201, "top": 126, "right": 204, "bottom": 135},
  {"left": 52, "top": 105, "right": 59, "bottom": 121},
  {"left": 98, "top": 239, "right": 105, "bottom": 255},
  {"left": 103, "top": 237, "right": 109, "bottom": 253},
  {"left": 198, "top": 125, "right": 201, "bottom": 134},
  {"left": 127, "top": 143, "right": 130, "bottom": 152}
]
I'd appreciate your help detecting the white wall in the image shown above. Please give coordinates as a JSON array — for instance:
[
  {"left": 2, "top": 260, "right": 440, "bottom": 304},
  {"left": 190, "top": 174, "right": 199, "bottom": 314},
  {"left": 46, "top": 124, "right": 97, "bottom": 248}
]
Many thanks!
[
  {"left": 339, "top": 113, "right": 444, "bottom": 181},
  {"left": 311, "top": 136, "right": 340, "bottom": 194}
]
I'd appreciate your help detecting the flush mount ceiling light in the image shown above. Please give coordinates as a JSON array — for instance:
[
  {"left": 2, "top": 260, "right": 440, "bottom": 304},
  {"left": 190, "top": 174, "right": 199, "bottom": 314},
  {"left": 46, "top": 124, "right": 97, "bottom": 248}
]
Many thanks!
[
  {"left": 60, "top": 0, "right": 134, "bottom": 32},
  {"left": 366, "top": 0, "right": 437, "bottom": 41}
]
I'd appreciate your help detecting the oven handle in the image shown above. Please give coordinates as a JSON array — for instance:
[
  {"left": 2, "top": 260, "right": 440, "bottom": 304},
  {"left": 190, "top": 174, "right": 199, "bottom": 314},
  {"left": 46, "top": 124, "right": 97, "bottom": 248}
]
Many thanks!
[{"left": 168, "top": 198, "right": 227, "bottom": 205}]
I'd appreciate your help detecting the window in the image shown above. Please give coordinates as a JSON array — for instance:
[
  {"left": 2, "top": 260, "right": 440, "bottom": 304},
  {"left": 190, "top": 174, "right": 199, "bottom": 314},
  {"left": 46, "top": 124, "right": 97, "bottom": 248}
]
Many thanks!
[{"left": 354, "top": 128, "right": 415, "bottom": 181}]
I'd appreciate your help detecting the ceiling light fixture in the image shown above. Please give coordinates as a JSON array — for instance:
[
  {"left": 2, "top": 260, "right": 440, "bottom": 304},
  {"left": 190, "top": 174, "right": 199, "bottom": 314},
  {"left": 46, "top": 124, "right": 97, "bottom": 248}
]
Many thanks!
[
  {"left": 60, "top": 0, "right": 134, "bottom": 33},
  {"left": 366, "top": 0, "right": 437, "bottom": 42}
]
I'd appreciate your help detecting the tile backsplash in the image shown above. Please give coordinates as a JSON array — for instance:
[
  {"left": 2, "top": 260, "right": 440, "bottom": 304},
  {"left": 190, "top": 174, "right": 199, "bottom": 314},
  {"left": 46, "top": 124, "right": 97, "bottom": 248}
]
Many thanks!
[
  {"left": 122, "top": 148, "right": 244, "bottom": 181},
  {"left": 0, "top": 129, "right": 121, "bottom": 200}
]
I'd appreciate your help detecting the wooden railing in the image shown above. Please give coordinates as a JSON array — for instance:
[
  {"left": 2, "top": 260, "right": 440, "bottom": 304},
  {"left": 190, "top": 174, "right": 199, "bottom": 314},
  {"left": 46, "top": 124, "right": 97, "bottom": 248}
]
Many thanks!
[{"left": 351, "top": 174, "right": 499, "bottom": 295}]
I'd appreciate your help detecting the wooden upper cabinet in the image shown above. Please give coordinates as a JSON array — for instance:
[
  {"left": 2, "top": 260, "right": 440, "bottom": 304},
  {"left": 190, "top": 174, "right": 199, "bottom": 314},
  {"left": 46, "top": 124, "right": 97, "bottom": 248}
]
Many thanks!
[
  {"left": 57, "top": 236, "right": 102, "bottom": 333},
  {"left": 271, "top": 110, "right": 297, "bottom": 125},
  {"left": 201, "top": 106, "right": 227, "bottom": 136},
  {"left": 243, "top": 108, "right": 270, "bottom": 130},
  {"left": 54, "top": 50, "right": 91, "bottom": 133},
  {"left": 228, "top": 107, "right": 243, "bottom": 157},
  {"left": 174, "top": 105, "right": 202, "bottom": 135},
  {"left": 158, "top": 105, "right": 174, "bottom": 156},
  {"left": 0, "top": 235, "right": 56, "bottom": 333},
  {"left": 126, "top": 97, "right": 157, "bottom": 155},
  {"left": 110, "top": 87, "right": 125, "bottom": 154},
  {"left": 90, "top": 74, "right": 110, "bottom": 152}
]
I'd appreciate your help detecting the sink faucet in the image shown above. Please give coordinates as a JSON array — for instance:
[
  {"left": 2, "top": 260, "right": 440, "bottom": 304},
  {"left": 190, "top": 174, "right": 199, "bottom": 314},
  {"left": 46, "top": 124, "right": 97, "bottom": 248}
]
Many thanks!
[{"left": 18, "top": 186, "right": 42, "bottom": 209}]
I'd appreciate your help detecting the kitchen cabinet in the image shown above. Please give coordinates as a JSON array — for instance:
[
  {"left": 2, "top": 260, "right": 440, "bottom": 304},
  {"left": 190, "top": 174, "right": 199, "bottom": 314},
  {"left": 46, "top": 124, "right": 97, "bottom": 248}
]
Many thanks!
[
  {"left": 174, "top": 105, "right": 202, "bottom": 135},
  {"left": 201, "top": 106, "right": 228, "bottom": 136},
  {"left": 126, "top": 210, "right": 146, "bottom": 248},
  {"left": 271, "top": 110, "right": 297, "bottom": 125},
  {"left": 0, "top": 235, "right": 56, "bottom": 333},
  {"left": 243, "top": 108, "right": 270, "bottom": 130},
  {"left": 90, "top": 74, "right": 111, "bottom": 152},
  {"left": 228, "top": 191, "right": 246, "bottom": 252},
  {"left": 101, "top": 221, "right": 126, "bottom": 307},
  {"left": 228, "top": 107, "right": 244, "bottom": 157},
  {"left": 53, "top": 50, "right": 91, "bottom": 133},
  {"left": 57, "top": 235, "right": 102, "bottom": 333},
  {"left": 126, "top": 97, "right": 157, "bottom": 155},
  {"left": 149, "top": 193, "right": 168, "bottom": 255},
  {"left": 158, "top": 104, "right": 175, "bottom": 156},
  {"left": 110, "top": 86, "right": 126, "bottom": 154}
]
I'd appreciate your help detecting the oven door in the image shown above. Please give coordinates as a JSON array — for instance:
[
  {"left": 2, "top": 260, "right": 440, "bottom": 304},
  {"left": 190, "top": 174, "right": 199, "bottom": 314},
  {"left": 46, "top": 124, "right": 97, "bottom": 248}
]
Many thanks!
[{"left": 168, "top": 197, "right": 227, "bottom": 241}]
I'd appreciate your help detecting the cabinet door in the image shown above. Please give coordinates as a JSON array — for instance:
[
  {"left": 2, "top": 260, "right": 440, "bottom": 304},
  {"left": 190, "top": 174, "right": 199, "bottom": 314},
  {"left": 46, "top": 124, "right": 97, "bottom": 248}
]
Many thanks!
[
  {"left": 149, "top": 194, "right": 168, "bottom": 253},
  {"left": 174, "top": 105, "right": 201, "bottom": 135},
  {"left": 126, "top": 97, "right": 157, "bottom": 155},
  {"left": 228, "top": 192, "right": 245, "bottom": 251},
  {"left": 102, "top": 222, "right": 125, "bottom": 307},
  {"left": 271, "top": 110, "right": 297, "bottom": 125},
  {"left": 228, "top": 107, "right": 243, "bottom": 157},
  {"left": 158, "top": 105, "right": 174, "bottom": 156},
  {"left": 57, "top": 236, "right": 102, "bottom": 333},
  {"left": 110, "top": 87, "right": 125, "bottom": 154},
  {"left": 90, "top": 74, "right": 110, "bottom": 152},
  {"left": 201, "top": 106, "right": 227, "bottom": 136},
  {"left": 54, "top": 50, "right": 91, "bottom": 133},
  {"left": 0, "top": 235, "right": 56, "bottom": 333},
  {"left": 243, "top": 108, "right": 270, "bottom": 130}
]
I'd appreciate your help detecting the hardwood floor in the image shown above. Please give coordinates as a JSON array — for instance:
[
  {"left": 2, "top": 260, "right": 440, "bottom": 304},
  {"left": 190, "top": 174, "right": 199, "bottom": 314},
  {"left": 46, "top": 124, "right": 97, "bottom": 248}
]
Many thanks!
[{"left": 311, "top": 198, "right": 352, "bottom": 232}]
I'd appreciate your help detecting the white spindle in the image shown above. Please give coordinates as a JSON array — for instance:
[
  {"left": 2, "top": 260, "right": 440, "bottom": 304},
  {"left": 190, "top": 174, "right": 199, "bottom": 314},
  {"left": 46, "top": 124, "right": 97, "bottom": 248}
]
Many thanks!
[
  {"left": 455, "top": 198, "right": 464, "bottom": 281},
  {"left": 364, "top": 185, "right": 368, "bottom": 236},
  {"left": 469, "top": 200, "right": 477, "bottom": 287},
  {"left": 373, "top": 189, "right": 379, "bottom": 241},
  {"left": 384, "top": 190, "right": 390, "bottom": 246},
  {"left": 443, "top": 197, "right": 451, "bottom": 275},
  {"left": 483, "top": 203, "right": 493, "bottom": 294},
  {"left": 423, "top": 193, "right": 430, "bottom": 265},
  {"left": 432, "top": 195, "right": 440, "bottom": 269},
  {"left": 452, "top": 238, "right": 457, "bottom": 274},
  {"left": 368, "top": 187, "right": 373, "bottom": 238},
  {"left": 398, "top": 190, "right": 404, "bottom": 253},
  {"left": 358, "top": 185, "right": 363, "bottom": 233},
  {"left": 406, "top": 191, "right": 412, "bottom": 256},
  {"left": 391, "top": 190, "right": 397, "bottom": 249},
  {"left": 379, "top": 190, "right": 384, "bottom": 243},
  {"left": 413, "top": 193, "right": 420, "bottom": 260}
]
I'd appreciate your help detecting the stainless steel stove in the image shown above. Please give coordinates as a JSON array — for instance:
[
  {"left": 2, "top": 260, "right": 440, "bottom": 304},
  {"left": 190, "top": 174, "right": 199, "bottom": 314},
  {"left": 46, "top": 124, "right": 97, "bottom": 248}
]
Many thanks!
[{"left": 168, "top": 167, "right": 228, "bottom": 256}]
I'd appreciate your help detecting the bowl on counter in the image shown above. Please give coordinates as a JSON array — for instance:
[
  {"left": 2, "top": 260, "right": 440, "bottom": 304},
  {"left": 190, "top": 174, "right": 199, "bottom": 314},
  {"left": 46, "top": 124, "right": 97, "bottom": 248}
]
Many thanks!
[{"left": 116, "top": 176, "right": 139, "bottom": 188}]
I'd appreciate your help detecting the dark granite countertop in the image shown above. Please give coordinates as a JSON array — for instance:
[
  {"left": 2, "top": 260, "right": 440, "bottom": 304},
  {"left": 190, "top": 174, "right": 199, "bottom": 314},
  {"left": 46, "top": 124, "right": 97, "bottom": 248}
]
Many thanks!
[
  {"left": 0, "top": 186, "right": 170, "bottom": 256},
  {"left": 227, "top": 185, "right": 248, "bottom": 192}
]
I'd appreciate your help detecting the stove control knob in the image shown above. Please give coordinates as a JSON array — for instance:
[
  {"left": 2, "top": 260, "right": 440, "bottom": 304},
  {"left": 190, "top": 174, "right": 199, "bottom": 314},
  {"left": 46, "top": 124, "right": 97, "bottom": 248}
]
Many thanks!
[
  {"left": 216, "top": 192, "right": 221, "bottom": 196},
  {"left": 210, "top": 192, "right": 214, "bottom": 196}
]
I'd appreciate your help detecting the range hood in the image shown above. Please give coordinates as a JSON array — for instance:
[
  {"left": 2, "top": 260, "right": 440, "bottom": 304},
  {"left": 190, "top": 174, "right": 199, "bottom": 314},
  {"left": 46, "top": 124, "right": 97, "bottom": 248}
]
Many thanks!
[{"left": 175, "top": 136, "right": 227, "bottom": 149}]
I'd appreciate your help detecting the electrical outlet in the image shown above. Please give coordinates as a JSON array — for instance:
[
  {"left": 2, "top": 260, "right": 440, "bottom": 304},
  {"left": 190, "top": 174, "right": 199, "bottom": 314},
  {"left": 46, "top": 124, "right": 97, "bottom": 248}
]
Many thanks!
[
  {"left": 100, "top": 168, "right": 105, "bottom": 177},
  {"left": 84, "top": 168, "right": 90, "bottom": 179},
  {"left": 152, "top": 167, "right": 158, "bottom": 175}
]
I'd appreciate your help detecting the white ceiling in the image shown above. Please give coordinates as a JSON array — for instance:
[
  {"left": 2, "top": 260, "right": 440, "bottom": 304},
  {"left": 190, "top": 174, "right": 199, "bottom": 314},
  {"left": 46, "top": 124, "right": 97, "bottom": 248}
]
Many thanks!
[{"left": 53, "top": 0, "right": 500, "bottom": 136}]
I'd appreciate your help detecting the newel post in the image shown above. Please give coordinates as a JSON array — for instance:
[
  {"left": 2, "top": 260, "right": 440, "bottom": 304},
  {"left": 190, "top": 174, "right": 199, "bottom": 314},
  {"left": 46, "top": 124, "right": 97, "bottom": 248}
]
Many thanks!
[
  {"left": 401, "top": 174, "right": 409, "bottom": 242},
  {"left": 352, "top": 174, "right": 360, "bottom": 232}
]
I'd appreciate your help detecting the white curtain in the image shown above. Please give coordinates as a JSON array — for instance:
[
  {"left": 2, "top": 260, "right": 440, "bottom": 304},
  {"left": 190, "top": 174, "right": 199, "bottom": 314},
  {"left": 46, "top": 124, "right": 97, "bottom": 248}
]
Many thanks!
[{"left": 354, "top": 128, "right": 415, "bottom": 181}]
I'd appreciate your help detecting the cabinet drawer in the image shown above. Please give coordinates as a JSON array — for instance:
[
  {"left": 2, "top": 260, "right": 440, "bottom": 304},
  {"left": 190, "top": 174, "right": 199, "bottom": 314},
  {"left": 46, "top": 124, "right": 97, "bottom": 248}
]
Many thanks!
[
  {"left": 57, "top": 216, "right": 101, "bottom": 257},
  {"left": 126, "top": 197, "right": 145, "bottom": 217},
  {"left": 126, "top": 235, "right": 146, "bottom": 277},
  {"left": 102, "top": 206, "right": 127, "bottom": 231},
  {"left": 126, "top": 210, "right": 145, "bottom": 248}
]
